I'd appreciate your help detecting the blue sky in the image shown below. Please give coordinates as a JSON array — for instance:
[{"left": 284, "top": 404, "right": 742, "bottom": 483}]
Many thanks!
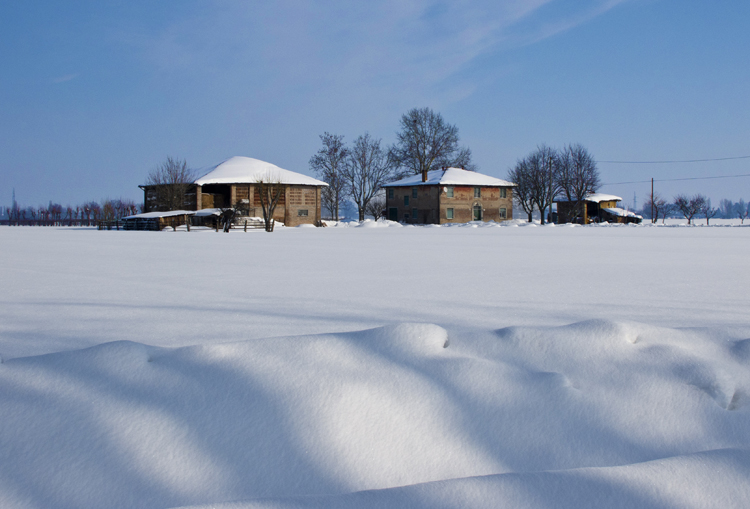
[{"left": 2, "top": 0, "right": 749, "bottom": 210}]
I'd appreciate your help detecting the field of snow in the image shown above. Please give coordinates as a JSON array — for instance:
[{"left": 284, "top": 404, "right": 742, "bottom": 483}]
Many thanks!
[{"left": 1, "top": 221, "right": 749, "bottom": 508}]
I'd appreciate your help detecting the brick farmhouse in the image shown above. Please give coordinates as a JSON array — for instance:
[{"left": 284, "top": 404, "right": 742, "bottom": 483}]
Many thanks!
[{"left": 383, "top": 167, "right": 516, "bottom": 224}]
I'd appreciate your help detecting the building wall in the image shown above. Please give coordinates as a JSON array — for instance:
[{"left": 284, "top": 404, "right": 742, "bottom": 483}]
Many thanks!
[
  {"left": 233, "top": 184, "right": 320, "bottom": 226},
  {"left": 385, "top": 185, "right": 513, "bottom": 224}
]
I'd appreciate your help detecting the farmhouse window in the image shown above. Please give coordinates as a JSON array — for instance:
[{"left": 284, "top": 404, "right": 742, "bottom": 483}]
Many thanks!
[
  {"left": 446, "top": 187, "right": 454, "bottom": 198},
  {"left": 298, "top": 209, "right": 308, "bottom": 217},
  {"left": 446, "top": 208, "right": 454, "bottom": 219},
  {"left": 412, "top": 208, "right": 418, "bottom": 220},
  {"left": 500, "top": 188, "right": 507, "bottom": 198},
  {"left": 474, "top": 187, "right": 481, "bottom": 198},
  {"left": 388, "top": 188, "right": 394, "bottom": 199},
  {"left": 499, "top": 208, "right": 507, "bottom": 219},
  {"left": 412, "top": 188, "right": 418, "bottom": 199},
  {"left": 404, "top": 195, "right": 409, "bottom": 206}
]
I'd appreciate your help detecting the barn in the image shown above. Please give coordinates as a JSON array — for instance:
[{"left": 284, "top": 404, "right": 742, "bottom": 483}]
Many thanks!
[{"left": 141, "top": 157, "right": 328, "bottom": 227}]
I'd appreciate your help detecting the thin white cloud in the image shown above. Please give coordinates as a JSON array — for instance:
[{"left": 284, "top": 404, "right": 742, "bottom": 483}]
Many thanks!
[
  {"left": 52, "top": 73, "right": 79, "bottom": 84},
  {"left": 116, "top": 0, "right": 632, "bottom": 106}
]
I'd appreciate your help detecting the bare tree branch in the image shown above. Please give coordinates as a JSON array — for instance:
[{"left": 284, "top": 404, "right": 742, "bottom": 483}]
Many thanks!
[
  {"left": 343, "top": 133, "right": 396, "bottom": 221},
  {"left": 674, "top": 194, "right": 706, "bottom": 225},
  {"left": 389, "top": 107, "right": 475, "bottom": 177},
  {"left": 145, "top": 157, "right": 195, "bottom": 211},
  {"left": 310, "top": 133, "right": 349, "bottom": 221},
  {"left": 256, "top": 177, "right": 284, "bottom": 232}
]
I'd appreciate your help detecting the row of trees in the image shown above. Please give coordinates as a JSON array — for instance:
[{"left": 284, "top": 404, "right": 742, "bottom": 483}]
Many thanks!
[
  {"left": 4, "top": 198, "right": 140, "bottom": 226},
  {"left": 310, "top": 107, "right": 475, "bottom": 221},
  {"left": 508, "top": 144, "right": 600, "bottom": 224},
  {"left": 644, "top": 194, "right": 749, "bottom": 225}
]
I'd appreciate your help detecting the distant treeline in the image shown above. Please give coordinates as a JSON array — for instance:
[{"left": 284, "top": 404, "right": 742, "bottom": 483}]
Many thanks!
[
  {"left": 637, "top": 196, "right": 749, "bottom": 224},
  {"left": 1, "top": 198, "right": 141, "bottom": 226}
]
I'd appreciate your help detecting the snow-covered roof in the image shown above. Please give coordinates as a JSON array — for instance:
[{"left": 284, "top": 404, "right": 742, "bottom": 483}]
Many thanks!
[
  {"left": 383, "top": 167, "right": 516, "bottom": 187},
  {"left": 193, "top": 208, "right": 222, "bottom": 217},
  {"left": 556, "top": 193, "right": 622, "bottom": 203},
  {"left": 586, "top": 193, "right": 621, "bottom": 203},
  {"left": 195, "top": 156, "right": 328, "bottom": 187},
  {"left": 602, "top": 207, "right": 642, "bottom": 218},
  {"left": 123, "top": 210, "right": 195, "bottom": 219}
]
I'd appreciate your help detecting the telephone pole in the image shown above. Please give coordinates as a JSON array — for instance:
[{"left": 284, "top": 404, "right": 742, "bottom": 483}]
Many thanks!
[{"left": 651, "top": 178, "right": 654, "bottom": 223}]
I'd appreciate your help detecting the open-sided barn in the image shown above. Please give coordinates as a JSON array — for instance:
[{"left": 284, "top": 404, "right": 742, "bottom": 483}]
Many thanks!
[{"left": 141, "top": 157, "right": 328, "bottom": 227}]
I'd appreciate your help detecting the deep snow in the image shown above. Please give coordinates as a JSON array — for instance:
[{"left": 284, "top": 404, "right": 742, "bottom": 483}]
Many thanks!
[{"left": 0, "top": 223, "right": 748, "bottom": 508}]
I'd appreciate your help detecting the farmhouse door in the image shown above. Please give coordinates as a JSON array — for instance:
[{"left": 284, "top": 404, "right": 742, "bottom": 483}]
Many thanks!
[{"left": 473, "top": 205, "right": 482, "bottom": 221}]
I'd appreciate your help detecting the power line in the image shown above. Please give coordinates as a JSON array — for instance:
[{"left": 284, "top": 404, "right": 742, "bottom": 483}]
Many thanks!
[
  {"left": 601, "top": 173, "right": 750, "bottom": 186},
  {"left": 600, "top": 155, "right": 750, "bottom": 164}
]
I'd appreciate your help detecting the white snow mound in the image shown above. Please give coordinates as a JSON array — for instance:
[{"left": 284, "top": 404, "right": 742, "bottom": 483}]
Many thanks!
[{"left": 0, "top": 321, "right": 748, "bottom": 508}]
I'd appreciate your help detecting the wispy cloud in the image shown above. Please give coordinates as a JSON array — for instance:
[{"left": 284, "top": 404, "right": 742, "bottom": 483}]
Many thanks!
[
  {"left": 116, "top": 0, "right": 632, "bottom": 107},
  {"left": 52, "top": 73, "right": 79, "bottom": 84}
]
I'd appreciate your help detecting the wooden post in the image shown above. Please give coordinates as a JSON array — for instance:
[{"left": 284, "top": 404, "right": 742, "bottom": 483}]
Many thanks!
[{"left": 244, "top": 220, "right": 247, "bottom": 232}]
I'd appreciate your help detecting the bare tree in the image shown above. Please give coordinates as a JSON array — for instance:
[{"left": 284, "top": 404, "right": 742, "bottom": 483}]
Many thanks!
[
  {"left": 255, "top": 177, "right": 284, "bottom": 232},
  {"left": 310, "top": 133, "right": 349, "bottom": 221},
  {"left": 102, "top": 200, "right": 115, "bottom": 221},
  {"left": 343, "top": 133, "right": 396, "bottom": 221},
  {"left": 555, "top": 144, "right": 600, "bottom": 223},
  {"left": 389, "top": 107, "right": 475, "bottom": 177},
  {"left": 674, "top": 194, "right": 706, "bottom": 225},
  {"left": 718, "top": 198, "right": 734, "bottom": 219},
  {"left": 700, "top": 198, "right": 718, "bottom": 225},
  {"left": 529, "top": 145, "right": 559, "bottom": 225},
  {"left": 365, "top": 192, "right": 386, "bottom": 220},
  {"left": 644, "top": 193, "right": 669, "bottom": 224},
  {"left": 736, "top": 199, "right": 748, "bottom": 224},
  {"left": 507, "top": 158, "right": 536, "bottom": 222},
  {"left": 145, "top": 157, "right": 195, "bottom": 211},
  {"left": 507, "top": 146, "right": 559, "bottom": 224}
]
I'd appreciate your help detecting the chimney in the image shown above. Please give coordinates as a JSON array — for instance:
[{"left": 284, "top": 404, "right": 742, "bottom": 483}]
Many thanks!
[{"left": 421, "top": 169, "right": 428, "bottom": 182}]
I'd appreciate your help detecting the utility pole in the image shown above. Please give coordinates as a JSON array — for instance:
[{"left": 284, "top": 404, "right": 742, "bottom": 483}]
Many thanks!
[
  {"left": 651, "top": 178, "right": 654, "bottom": 223},
  {"left": 548, "top": 153, "right": 553, "bottom": 224}
]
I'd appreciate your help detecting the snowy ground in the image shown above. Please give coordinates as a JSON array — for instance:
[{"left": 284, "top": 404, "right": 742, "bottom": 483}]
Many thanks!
[{"left": 1, "top": 221, "right": 749, "bottom": 508}]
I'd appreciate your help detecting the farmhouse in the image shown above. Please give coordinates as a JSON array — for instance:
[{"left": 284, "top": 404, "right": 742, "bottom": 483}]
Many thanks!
[
  {"left": 383, "top": 167, "right": 516, "bottom": 224},
  {"left": 556, "top": 193, "right": 642, "bottom": 224},
  {"left": 141, "top": 157, "right": 328, "bottom": 227}
]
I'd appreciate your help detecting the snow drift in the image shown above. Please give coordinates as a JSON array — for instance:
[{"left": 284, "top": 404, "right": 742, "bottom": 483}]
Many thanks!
[{"left": 1, "top": 321, "right": 748, "bottom": 508}]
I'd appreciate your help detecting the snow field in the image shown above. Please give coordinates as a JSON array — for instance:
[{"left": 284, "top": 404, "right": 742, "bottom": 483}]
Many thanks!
[{"left": 0, "top": 225, "right": 749, "bottom": 508}]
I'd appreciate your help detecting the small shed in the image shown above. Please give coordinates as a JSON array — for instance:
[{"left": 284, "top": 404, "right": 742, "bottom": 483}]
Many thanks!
[
  {"left": 122, "top": 211, "right": 195, "bottom": 231},
  {"left": 555, "top": 193, "right": 642, "bottom": 224}
]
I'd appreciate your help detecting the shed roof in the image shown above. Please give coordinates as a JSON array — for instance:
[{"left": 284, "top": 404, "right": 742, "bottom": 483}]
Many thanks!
[
  {"left": 602, "top": 207, "right": 642, "bottom": 218},
  {"left": 556, "top": 193, "right": 623, "bottom": 203},
  {"left": 123, "top": 210, "right": 195, "bottom": 219},
  {"left": 195, "top": 157, "right": 328, "bottom": 187},
  {"left": 383, "top": 167, "right": 516, "bottom": 188},
  {"left": 586, "top": 193, "right": 622, "bottom": 203}
]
